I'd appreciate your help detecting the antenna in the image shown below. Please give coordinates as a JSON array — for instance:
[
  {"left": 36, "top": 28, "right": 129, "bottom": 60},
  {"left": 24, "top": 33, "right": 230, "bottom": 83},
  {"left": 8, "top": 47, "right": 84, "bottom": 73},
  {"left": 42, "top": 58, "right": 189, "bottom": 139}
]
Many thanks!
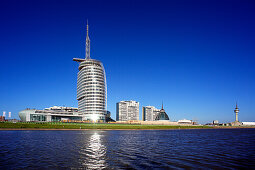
[{"left": 85, "top": 20, "right": 91, "bottom": 59}]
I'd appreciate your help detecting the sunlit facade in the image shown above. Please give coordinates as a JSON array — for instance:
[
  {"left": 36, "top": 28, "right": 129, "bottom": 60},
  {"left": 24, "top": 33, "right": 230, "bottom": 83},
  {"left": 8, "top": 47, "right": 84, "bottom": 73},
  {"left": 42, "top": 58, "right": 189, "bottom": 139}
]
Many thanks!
[{"left": 116, "top": 101, "right": 139, "bottom": 121}]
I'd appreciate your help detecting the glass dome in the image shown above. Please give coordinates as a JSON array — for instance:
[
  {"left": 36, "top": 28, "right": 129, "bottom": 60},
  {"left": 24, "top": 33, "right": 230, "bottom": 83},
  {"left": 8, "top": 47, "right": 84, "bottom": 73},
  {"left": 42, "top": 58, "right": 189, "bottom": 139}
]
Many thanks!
[{"left": 155, "top": 109, "right": 169, "bottom": 121}]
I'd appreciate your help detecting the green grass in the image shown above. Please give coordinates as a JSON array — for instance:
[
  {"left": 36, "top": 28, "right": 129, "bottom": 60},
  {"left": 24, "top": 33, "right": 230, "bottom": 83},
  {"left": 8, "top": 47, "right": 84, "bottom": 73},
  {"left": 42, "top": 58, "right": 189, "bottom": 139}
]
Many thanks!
[{"left": 0, "top": 122, "right": 211, "bottom": 130}]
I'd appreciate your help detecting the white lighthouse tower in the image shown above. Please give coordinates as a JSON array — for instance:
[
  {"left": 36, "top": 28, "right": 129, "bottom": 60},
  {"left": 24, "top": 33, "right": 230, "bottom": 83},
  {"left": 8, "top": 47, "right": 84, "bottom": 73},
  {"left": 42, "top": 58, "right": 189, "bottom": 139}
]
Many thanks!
[
  {"left": 231, "top": 103, "right": 242, "bottom": 126},
  {"left": 234, "top": 103, "right": 239, "bottom": 122}
]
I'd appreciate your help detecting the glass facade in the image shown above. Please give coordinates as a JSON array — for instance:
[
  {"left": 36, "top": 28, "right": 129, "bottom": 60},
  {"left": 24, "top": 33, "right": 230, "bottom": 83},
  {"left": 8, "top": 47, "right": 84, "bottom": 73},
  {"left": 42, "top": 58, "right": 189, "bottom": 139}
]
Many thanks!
[
  {"left": 30, "top": 114, "right": 46, "bottom": 122},
  {"left": 51, "top": 116, "right": 82, "bottom": 122}
]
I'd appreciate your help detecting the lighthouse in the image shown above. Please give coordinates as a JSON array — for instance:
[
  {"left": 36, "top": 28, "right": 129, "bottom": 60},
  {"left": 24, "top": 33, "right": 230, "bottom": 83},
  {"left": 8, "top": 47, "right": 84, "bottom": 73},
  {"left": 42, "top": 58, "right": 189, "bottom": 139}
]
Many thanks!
[
  {"left": 234, "top": 103, "right": 239, "bottom": 122},
  {"left": 231, "top": 103, "right": 242, "bottom": 126}
]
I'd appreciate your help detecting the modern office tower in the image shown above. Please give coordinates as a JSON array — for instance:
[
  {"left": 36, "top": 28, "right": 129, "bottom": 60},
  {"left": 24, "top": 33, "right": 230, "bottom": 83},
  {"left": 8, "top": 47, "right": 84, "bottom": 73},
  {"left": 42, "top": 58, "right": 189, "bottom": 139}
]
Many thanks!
[
  {"left": 142, "top": 106, "right": 160, "bottom": 121},
  {"left": 116, "top": 101, "right": 139, "bottom": 121},
  {"left": 73, "top": 23, "right": 107, "bottom": 122}
]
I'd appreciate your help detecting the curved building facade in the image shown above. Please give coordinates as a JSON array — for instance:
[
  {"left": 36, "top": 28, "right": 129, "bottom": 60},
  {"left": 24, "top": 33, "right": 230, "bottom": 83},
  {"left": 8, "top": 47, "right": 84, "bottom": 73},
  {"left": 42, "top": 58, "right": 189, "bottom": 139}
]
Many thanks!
[
  {"left": 73, "top": 23, "right": 107, "bottom": 122},
  {"left": 77, "top": 59, "right": 107, "bottom": 119}
]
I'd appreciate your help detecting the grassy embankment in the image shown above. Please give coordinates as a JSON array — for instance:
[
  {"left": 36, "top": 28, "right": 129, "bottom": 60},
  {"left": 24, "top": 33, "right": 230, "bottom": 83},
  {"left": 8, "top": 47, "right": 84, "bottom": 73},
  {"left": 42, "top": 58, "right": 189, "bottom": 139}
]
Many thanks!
[{"left": 0, "top": 122, "right": 211, "bottom": 130}]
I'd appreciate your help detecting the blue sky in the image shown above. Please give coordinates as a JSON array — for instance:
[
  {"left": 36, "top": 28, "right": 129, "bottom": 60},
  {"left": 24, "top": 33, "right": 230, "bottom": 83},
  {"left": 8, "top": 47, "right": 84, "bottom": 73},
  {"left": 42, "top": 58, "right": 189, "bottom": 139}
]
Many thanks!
[{"left": 0, "top": 0, "right": 254, "bottom": 124}]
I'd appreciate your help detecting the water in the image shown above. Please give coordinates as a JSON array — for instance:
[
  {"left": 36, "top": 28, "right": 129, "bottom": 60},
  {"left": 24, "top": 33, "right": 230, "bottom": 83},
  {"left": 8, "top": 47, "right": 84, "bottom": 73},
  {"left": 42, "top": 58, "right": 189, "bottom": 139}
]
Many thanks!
[{"left": 0, "top": 129, "right": 254, "bottom": 169}]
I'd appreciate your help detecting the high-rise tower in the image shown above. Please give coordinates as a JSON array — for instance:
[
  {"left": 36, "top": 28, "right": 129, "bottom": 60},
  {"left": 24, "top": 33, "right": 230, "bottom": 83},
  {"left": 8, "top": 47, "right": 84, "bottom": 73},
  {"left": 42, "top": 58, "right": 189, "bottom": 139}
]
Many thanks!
[
  {"left": 234, "top": 103, "right": 239, "bottom": 122},
  {"left": 73, "top": 22, "right": 107, "bottom": 122}
]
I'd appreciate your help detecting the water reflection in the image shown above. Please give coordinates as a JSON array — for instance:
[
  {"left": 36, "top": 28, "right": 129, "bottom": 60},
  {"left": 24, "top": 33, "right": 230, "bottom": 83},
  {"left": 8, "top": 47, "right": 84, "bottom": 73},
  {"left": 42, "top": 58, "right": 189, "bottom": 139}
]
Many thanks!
[{"left": 80, "top": 131, "right": 107, "bottom": 169}]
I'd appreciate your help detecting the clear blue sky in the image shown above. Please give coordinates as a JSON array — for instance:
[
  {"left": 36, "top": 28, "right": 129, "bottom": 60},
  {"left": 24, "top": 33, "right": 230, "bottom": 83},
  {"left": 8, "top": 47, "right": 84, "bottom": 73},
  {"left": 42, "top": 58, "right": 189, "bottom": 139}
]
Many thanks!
[{"left": 0, "top": 0, "right": 254, "bottom": 124}]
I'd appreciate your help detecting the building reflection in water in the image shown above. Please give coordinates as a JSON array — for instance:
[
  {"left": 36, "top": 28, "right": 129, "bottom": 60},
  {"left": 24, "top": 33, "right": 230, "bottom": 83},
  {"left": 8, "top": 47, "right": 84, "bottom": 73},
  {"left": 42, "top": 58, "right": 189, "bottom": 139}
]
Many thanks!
[{"left": 79, "top": 131, "right": 107, "bottom": 169}]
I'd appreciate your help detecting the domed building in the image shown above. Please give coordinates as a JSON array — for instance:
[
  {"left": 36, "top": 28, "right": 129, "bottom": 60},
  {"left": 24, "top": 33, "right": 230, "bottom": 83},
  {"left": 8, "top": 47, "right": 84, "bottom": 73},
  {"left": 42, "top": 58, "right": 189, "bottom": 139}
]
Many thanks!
[{"left": 155, "top": 103, "right": 170, "bottom": 121}]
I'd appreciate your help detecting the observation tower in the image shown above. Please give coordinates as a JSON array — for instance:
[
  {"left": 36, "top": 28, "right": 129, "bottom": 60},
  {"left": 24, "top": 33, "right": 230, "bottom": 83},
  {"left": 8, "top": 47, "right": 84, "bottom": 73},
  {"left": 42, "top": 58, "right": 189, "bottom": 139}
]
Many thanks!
[{"left": 73, "top": 22, "right": 107, "bottom": 122}]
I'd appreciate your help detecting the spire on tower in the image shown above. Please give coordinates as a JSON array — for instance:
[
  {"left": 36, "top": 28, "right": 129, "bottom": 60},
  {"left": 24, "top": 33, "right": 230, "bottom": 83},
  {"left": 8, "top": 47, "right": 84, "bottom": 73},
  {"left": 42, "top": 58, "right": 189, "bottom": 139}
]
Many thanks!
[
  {"left": 162, "top": 101, "right": 163, "bottom": 110},
  {"left": 85, "top": 20, "right": 91, "bottom": 59}
]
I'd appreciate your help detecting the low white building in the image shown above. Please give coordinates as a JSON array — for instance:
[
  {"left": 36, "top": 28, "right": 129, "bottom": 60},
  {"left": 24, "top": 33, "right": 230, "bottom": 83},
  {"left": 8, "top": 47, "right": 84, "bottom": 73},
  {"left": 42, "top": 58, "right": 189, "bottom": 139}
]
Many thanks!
[
  {"left": 242, "top": 122, "right": 255, "bottom": 126},
  {"left": 19, "top": 106, "right": 82, "bottom": 122},
  {"left": 178, "top": 119, "right": 192, "bottom": 125}
]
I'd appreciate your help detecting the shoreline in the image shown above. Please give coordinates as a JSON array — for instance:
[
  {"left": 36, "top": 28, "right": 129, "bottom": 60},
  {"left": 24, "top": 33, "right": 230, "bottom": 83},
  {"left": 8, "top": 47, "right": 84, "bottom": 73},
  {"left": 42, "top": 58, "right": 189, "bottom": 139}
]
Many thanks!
[{"left": 1, "top": 127, "right": 255, "bottom": 131}]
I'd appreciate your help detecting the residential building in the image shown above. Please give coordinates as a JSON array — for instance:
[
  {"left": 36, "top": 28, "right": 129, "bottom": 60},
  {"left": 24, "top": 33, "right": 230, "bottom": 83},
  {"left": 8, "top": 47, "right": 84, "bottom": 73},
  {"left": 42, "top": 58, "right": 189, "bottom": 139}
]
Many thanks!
[
  {"left": 116, "top": 101, "right": 139, "bottom": 121},
  {"left": 142, "top": 106, "right": 160, "bottom": 121}
]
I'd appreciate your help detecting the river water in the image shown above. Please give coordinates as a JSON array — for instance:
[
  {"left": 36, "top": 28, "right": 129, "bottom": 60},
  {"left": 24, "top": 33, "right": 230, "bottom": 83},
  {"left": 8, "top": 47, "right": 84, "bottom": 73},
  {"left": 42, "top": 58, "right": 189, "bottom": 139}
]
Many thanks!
[{"left": 0, "top": 129, "right": 254, "bottom": 169}]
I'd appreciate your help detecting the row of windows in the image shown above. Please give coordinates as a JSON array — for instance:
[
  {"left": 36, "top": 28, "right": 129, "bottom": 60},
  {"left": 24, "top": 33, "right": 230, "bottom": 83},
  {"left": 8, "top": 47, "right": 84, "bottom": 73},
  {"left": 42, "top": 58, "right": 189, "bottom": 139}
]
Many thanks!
[
  {"left": 80, "top": 61, "right": 102, "bottom": 67},
  {"left": 82, "top": 94, "right": 105, "bottom": 98},
  {"left": 78, "top": 92, "right": 105, "bottom": 95},
  {"left": 77, "top": 85, "right": 105, "bottom": 93},
  {"left": 77, "top": 95, "right": 105, "bottom": 101},
  {"left": 79, "top": 103, "right": 104, "bottom": 107},
  {"left": 79, "top": 101, "right": 105, "bottom": 105},
  {"left": 77, "top": 76, "right": 105, "bottom": 84},
  {"left": 77, "top": 96, "right": 104, "bottom": 101},
  {"left": 79, "top": 68, "right": 103, "bottom": 74},
  {"left": 78, "top": 99, "right": 105, "bottom": 104},
  {"left": 78, "top": 70, "right": 104, "bottom": 77},
  {"left": 77, "top": 80, "right": 105, "bottom": 88},
  {"left": 77, "top": 92, "right": 105, "bottom": 99},
  {"left": 77, "top": 91, "right": 105, "bottom": 95},
  {"left": 78, "top": 71, "right": 104, "bottom": 76},
  {"left": 77, "top": 87, "right": 105, "bottom": 95},
  {"left": 80, "top": 72, "right": 104, "bottom": 76},
  {"left": 78, "top": 97, "right": 105, "bottom": 103},
  {"left": 78, "top": 87, "right": 105, "bottom": 92},
  {"left": 78, "top": 71, "right": 104, "bottom": 77},
  {"left": 81, "top": 65, "right": 103, "bottom": 70},
  {"left": 78, "top": 83, "right": 105, "bottom": 88},
  {"left": 77, "top": 73, "right": 104, "bottom": 81},
  {"left": 82, "top": 82, "right": 105, "bottom": 86},
  {"left": 78, "top": 74, "right": 104, "bottom": 80},
  {"left": 80, "top": 81, "right": 105, "bottom": 86},
  {"left": 83, "top": 106, "right": 105, "bottom": 110},
  {"left": 78, "top": 107, "right": 105, "bottom": 112},
  {"left": 78, "top": 104, "right": 105, "bottom": 109},
  {"left": 80, "top": 63, "right": 101, "bottom": 68},
  {"left": 83, "top": 104, "right": 105, "bottom": 107},
  {"left": 77, "top": 85, "right": 105, "bottom": 91}
]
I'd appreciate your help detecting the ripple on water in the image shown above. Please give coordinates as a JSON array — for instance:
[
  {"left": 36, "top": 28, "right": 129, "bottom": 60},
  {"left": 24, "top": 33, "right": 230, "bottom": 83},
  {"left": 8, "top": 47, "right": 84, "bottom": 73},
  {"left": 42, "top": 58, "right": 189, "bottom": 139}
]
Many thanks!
[{"left": 0, "top": 129, "right": 254, "bottom": 169}]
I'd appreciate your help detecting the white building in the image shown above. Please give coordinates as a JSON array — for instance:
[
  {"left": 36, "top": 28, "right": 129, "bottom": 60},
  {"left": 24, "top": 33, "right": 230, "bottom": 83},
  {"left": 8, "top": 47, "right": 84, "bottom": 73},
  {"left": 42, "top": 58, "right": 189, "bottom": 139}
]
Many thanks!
[
  {"left": 178, "top": 119, "right": 192, "bottom": 124},
  {"left": 116, "top": 101, "right": 139, "bottom": 121},
  {"left": 19, "top": 106, "right": 82, "bottom": 122},
  {"left": 142, "top": 106, "right": 160, "bottom": 121},
  {"left": 242, "top": 122, "right": 255, "bottom": 126}
]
